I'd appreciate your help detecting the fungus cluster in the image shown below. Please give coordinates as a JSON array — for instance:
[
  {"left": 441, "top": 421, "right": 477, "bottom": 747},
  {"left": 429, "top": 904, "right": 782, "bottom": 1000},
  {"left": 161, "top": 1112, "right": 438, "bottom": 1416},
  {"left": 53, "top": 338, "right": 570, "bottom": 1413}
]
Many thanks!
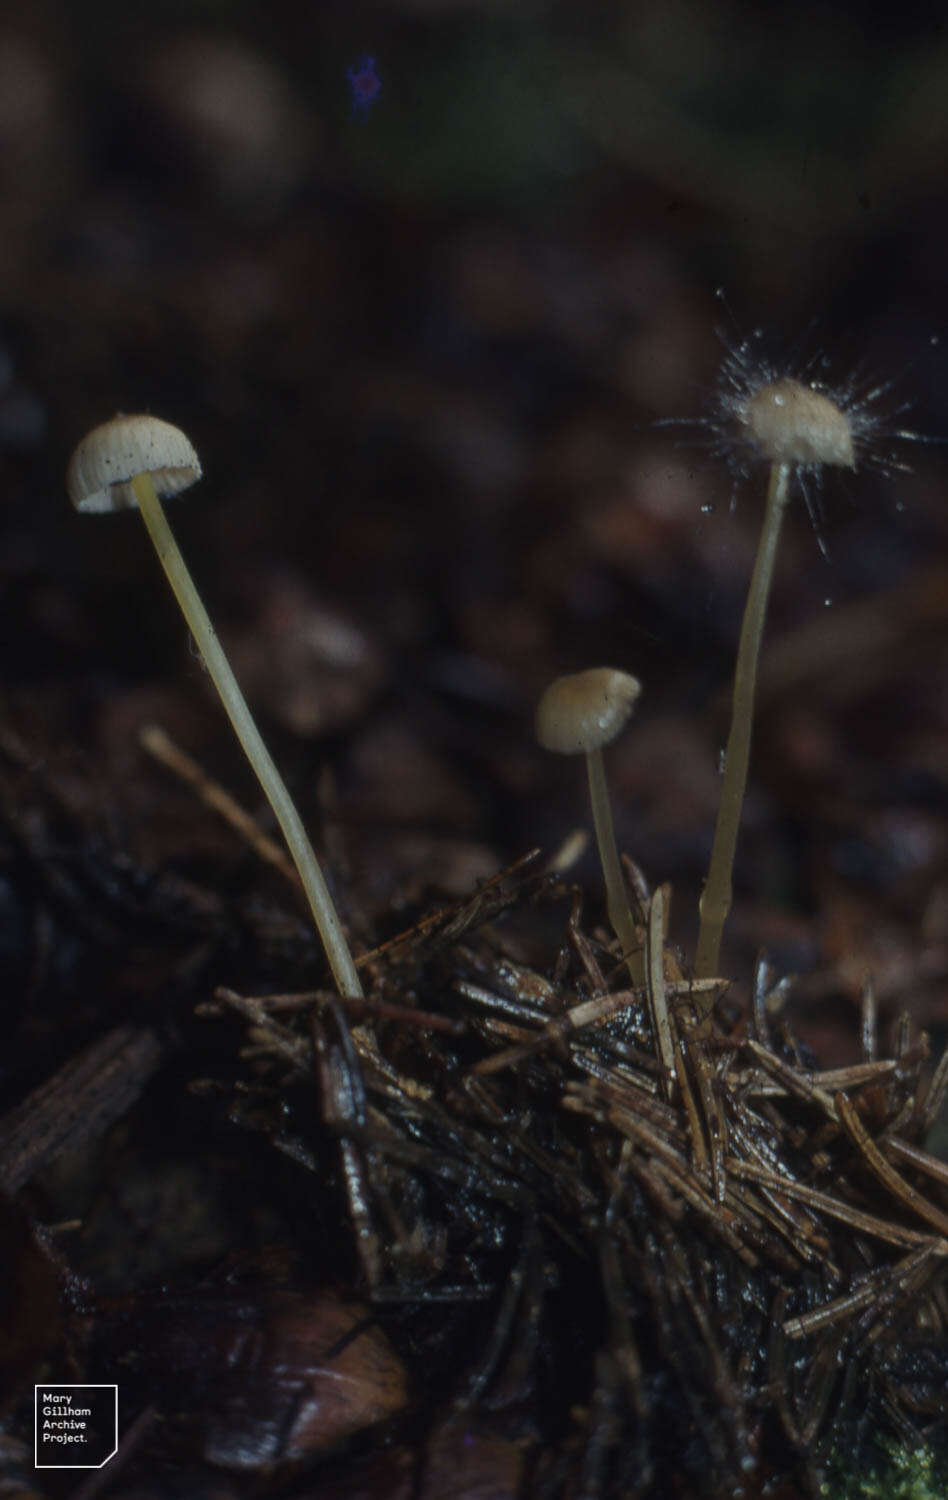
[{"left": 535, "top": 361, "right": 870, "bottom": 983}]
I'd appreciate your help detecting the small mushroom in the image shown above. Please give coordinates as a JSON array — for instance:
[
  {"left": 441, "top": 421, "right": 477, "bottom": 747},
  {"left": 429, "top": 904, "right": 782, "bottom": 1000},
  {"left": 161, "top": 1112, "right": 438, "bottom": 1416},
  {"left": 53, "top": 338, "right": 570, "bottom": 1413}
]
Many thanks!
[
  {"left": 536, "top": 667, "right": 643, "bottom": 979},
  {"left": 67, "top": 413, "right": 362, "bottom": 999}
]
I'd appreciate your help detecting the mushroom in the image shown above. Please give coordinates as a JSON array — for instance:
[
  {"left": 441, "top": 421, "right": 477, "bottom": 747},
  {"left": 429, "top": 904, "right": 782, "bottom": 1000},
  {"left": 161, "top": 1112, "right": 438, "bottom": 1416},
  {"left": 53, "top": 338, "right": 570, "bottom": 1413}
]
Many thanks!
[
  {"left": 694, "top": 378, "right": 855, "bottom": 979},
  {"left": 739, "top": 377, "right": 855, "bottom": 470},
  {"left": 67, "top": 413, "right": 362, "bottom": 1000},
  {"left": 536, "top": 667, "right": 643, "bottom": 980}
]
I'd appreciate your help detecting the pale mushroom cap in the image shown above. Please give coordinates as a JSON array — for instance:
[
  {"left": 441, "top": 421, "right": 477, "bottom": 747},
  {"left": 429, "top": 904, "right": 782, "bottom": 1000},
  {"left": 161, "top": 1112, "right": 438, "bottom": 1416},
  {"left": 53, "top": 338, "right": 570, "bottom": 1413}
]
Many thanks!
[
  {"left": 536, "top": 668, "right": 642, "bottom": 755},
  {"left": 67, "top": 414, "right": 202, "bottom": 513},
  {"left": 740, "top": 377, "right": 855, "bottom": 469}
]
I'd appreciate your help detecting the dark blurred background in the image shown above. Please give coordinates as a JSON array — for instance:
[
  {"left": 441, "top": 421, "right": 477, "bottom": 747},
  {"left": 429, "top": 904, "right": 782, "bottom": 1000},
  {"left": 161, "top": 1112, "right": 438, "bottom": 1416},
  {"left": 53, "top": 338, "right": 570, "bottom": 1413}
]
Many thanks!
[{"left": 2, "top": 0, "right": 948, "bottom": 1056}]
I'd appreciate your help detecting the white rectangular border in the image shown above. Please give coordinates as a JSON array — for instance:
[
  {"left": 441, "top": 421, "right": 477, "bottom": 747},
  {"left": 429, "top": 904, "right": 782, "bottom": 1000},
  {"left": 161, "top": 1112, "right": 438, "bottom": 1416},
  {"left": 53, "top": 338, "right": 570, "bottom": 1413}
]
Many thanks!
[{"left": 34, "top": 1384, "right": 118, "bottom": 1469}]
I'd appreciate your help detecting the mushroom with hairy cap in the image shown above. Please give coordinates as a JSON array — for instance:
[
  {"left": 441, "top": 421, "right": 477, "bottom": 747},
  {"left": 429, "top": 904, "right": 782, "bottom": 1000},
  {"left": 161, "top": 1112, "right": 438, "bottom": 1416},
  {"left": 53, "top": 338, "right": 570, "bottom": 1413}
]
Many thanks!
[
  {"left": 66, "top": 413, "right": 363, "bottom": 1000},
  {"left": 695, "top": 376, "right": 857, "bottom": 980}
]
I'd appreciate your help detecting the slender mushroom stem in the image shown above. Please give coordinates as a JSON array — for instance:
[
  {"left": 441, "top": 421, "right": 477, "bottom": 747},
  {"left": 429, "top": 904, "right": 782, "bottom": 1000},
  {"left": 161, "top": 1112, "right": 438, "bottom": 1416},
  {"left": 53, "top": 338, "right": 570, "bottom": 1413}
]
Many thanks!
[
  {"left": 131, "top": 470, "right": 363, "bottom": 1000},
  {"left": 586, "top": 745, "right": 644, "bottom": 983},
  {"left": 536, "top": 668, "right": 645, "bottom": 985},
  {"left": 695, "top": 461, "right": 791, "bottom": 980}
]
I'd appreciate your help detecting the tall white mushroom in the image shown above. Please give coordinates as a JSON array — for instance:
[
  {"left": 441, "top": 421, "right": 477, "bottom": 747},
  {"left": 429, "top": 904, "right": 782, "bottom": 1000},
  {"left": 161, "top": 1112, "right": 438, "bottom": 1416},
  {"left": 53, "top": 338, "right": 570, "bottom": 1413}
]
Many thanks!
[
  {"left": 536, "top": 667, "right": 643, "bottom": 980},
  {"left": 67, "top": 413, "right": 363, "bottom": 1000},
  {"left": 694, "top": 378, "right": 855, "bottom": 979}
]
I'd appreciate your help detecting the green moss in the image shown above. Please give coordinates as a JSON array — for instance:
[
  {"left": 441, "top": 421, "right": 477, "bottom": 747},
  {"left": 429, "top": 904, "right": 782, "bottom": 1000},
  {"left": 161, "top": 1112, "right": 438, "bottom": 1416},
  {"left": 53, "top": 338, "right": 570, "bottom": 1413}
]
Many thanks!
[{"left": 821, "top": 1434, "right": 948, "bottom": 1500}]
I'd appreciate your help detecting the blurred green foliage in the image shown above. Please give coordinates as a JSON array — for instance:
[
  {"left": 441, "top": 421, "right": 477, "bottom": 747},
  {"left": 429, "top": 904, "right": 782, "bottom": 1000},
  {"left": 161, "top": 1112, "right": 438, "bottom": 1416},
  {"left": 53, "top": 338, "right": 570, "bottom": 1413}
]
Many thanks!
[{"left": 823, "top": 1435, "right": 948, "bottom": 1500}]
